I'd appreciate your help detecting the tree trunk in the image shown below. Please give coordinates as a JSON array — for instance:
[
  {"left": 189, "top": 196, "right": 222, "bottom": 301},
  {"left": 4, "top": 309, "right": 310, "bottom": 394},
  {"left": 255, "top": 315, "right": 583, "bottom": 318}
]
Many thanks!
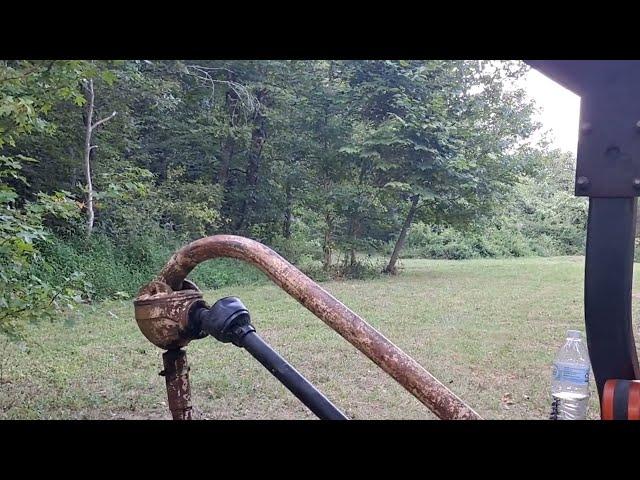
[
  {"left": 217, "top": 84, "right": 240, "bottom": 187},
  {"left": 350, "top": 217, "right": 362, "bottom": 267},
  {"left": 218, "top": 139, "right": 234, "bottom": 186},
  {"left": 235, "top": 88, "right": 268, "bottom": 232},
  {"left": 283, "top": 181, "right": 292, "bottom": 238},
  {"left": 384, "top": 194, "right": 420, "bottom": 275},
  {"left": 323, "top": 213, "right": 333, "bottom": 271},
  {"left": 81, "top": 77, "right": 116, "bottom": 237},
  {"left": 83, "top": 79, "right": 95, "bottom": 236}
]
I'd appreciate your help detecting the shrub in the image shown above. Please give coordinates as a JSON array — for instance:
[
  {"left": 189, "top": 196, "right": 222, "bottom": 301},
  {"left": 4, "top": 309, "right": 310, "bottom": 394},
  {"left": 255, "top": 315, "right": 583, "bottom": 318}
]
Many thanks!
[
  {"left": 1, "top": 157, "right": 89, "bottom": 337},
  {"left": 332, "top": 255, "right": 386, "bottom": 280}
]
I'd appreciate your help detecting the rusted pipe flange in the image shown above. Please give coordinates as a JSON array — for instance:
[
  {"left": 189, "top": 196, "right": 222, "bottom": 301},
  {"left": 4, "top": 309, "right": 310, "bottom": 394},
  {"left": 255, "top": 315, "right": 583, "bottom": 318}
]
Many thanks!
[{"left": 134, "top": 279, "right": 206, "bottom": 350}]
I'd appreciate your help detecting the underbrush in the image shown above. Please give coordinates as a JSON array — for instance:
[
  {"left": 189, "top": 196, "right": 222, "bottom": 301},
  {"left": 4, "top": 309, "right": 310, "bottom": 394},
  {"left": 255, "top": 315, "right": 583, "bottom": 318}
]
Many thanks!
[
  {"left": 36, "top": 216, "right": 588, "bottom": 303},
  {"left": 37, "top": 230, "right": 380, "bottom": 302},
  {"left": 38, "top": 233, "right": 267, "bottom": 301},
  {"left": 401, "top": 222, "right": 585, "bottom": 261}
]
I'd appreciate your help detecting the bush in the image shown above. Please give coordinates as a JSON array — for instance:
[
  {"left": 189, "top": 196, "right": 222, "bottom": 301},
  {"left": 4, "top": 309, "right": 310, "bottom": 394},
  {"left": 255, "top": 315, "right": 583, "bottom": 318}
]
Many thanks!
[
  {"left": 0, "top": 155, "right": 89, "bottom": 337},
  {"left": 332, "top": 255, "right": 386, "bottom": 280},
  {"left": 268, "top": 230, "right": 323, "bottom": 265},
  {"left": 404, "top": 224, "right": 479, "bottom": 260},
  {"left": 296, "top": 254, "right": 331, "bottom": 282},
  {"left": 40, "top": 232, "right": 273, "bottom": 301},
  {"left": 189, "top": 258, "right": 267, "bottom": 290},
  {"left": 397, "top": 169, "right": 588, "bottom": 263},
  {"left": 402, "top": 222, "right": 567, "bottom": 261},
  {"left": 39, "top": 233, "right": 161, "bottom": 300}
]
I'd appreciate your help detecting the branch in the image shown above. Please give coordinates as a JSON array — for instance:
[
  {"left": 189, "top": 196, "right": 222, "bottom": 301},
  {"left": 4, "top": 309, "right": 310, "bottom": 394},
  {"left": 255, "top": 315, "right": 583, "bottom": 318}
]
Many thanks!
[
  {"left": 0, "top": 306, "right": 29, "bottom": 323},
  {"left": 0, "top": 65, "right": 39, "bottom": 84},
  {"left": 91, "top": 111, "right": 117, "bottom": 130},
  {"left": 184, "top": 64, "right": 258, "bottom": 118}
]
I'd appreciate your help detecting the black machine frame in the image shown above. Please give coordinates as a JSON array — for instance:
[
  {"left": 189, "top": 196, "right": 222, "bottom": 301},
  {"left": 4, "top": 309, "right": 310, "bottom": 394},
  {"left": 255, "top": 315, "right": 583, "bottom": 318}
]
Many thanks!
[{"left": 526, "top": 61, "right": 640, "bottom": 402}]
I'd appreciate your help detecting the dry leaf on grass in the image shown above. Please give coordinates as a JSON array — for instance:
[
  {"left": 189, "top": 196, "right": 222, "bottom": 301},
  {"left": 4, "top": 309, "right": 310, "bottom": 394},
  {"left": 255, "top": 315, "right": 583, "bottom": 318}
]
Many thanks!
[{"left": 501, "top": 392, "right": 515, "bottom": 407}]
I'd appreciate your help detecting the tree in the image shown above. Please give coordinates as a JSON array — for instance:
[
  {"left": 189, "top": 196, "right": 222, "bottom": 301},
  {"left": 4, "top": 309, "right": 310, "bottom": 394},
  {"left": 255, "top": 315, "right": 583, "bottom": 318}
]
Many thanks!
[
  {"left": 341, "top": 60, "right": 538, "bottom": 273},
  {"left": 81, "top": 76, "right": 116, "bottom": 236}
]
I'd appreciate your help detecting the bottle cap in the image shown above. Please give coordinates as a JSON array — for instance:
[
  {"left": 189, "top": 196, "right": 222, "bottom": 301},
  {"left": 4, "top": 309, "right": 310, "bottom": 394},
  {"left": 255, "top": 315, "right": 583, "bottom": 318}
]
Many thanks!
[{"left": 567, "top": 330, "right": 581, "bottom": 338}]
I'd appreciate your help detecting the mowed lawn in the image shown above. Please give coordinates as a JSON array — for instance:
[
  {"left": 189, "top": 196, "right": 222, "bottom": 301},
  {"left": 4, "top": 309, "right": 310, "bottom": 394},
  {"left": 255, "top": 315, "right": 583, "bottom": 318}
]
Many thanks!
[{"left": 2, "top": 256, "right": 638, "bottom": 420}]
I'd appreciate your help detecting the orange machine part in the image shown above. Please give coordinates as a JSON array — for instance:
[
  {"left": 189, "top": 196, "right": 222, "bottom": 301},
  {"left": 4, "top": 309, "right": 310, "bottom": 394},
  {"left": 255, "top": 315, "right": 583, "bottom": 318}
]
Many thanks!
[{"left": 602, "top": 379, "right": 640, "bottom": 420}]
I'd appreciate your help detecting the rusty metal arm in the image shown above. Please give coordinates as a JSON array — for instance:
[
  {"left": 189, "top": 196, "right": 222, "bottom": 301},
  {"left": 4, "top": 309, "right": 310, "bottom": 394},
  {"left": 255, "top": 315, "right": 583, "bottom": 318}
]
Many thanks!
[{"left": 156, "top": 234, "right": 480, "bottom": 420}]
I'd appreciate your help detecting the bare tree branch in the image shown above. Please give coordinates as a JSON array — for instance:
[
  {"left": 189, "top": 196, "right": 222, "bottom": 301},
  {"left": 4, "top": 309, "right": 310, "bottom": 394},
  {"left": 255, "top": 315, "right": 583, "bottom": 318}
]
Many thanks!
[
  {"left": 184, "top": 64, "right": 259, "bottom": 121},
  {"left": 81, "top": 74, "right": 115, "bottom": 236},
  {"left": 91, "top": 111, "right": 117, "bottom": 130}
]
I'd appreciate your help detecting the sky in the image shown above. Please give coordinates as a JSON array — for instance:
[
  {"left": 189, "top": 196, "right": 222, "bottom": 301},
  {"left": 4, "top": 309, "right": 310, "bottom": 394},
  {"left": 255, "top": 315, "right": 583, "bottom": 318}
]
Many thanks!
[{"left": 518, "top": 66, "right": 581, "bottom": 155}]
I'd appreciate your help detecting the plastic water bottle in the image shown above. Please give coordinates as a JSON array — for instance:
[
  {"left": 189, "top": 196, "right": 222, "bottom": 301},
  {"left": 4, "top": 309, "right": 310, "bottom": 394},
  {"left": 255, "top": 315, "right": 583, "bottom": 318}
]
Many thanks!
[{"left": 550, "top": 330, "right": 591, "bottom": 420}]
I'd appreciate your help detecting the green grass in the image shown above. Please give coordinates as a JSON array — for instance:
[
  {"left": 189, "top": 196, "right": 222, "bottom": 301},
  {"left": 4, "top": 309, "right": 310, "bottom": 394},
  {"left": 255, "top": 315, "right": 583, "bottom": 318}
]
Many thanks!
[{"left": 1, "top": 256, "right": 635, "bottom": 420}]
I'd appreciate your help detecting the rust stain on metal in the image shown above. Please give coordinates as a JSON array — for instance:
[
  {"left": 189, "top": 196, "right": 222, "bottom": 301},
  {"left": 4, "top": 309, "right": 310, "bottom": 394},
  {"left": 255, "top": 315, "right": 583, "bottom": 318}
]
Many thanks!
[
  {"left": 162, "top": 349, "right": 192, "bottom": 420},
  {"left": 133, "top": 280, "right": 205, "bottom": 350},
  {"left": 151, "top": 234, "right": 481, "bottom": 420}
]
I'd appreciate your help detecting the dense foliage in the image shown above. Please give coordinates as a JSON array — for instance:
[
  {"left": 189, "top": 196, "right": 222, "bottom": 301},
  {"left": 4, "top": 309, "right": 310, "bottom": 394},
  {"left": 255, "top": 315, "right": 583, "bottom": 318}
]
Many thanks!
[
  {"left": 0, "top": 59, "right": 586, "bottom": 336},
  {"left": 402, "top": 148, "right": 587, "bottom": 261}
]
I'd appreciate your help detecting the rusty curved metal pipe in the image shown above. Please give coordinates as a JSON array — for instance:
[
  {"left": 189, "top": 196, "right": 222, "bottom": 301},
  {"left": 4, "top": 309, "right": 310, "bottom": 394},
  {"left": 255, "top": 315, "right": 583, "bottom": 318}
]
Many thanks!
[{"left": 157, "top": 234, "right": 481, "bottom": 420}]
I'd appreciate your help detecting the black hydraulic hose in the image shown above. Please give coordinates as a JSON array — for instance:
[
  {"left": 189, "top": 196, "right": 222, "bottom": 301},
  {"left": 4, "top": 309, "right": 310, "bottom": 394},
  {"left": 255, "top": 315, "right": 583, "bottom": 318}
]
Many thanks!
[
  {"left": 191, "top": 300, "right": 348, "bottom": 420},
  {"left": 238, "top": 330, "right": 348, "bottom": 420}
]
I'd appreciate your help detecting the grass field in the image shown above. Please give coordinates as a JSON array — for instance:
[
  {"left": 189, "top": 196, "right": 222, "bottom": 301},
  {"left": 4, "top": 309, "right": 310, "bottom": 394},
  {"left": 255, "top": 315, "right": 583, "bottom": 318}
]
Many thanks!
[{"left": 2, "top": 256, "right": 637, "bottom": 420}]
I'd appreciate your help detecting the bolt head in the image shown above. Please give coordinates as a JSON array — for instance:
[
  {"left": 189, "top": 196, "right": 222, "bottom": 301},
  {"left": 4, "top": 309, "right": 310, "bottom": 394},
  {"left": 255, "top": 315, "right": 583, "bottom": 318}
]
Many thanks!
[
  {"left": 635, "top": 120, "right": 640, "bottom": 131},
  {"left": 633, "top": 178, "right": 640, "bottom": 189},
  {"left": 580, "top": 122, "right": 592, "bottom": 134}
]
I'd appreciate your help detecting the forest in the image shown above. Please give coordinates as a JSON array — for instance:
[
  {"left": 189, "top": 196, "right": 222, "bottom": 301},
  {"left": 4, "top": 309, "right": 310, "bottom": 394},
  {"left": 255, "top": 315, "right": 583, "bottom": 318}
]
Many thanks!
[{"left": 0, "top": 60, "right": 587, "bottom": 338}]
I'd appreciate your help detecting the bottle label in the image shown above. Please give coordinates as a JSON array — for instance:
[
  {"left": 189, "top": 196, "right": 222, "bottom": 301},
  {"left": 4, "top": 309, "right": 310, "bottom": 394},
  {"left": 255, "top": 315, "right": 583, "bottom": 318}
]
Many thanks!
[{"left": 553, "top": 362, "right": 590, "bottom": 385}]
